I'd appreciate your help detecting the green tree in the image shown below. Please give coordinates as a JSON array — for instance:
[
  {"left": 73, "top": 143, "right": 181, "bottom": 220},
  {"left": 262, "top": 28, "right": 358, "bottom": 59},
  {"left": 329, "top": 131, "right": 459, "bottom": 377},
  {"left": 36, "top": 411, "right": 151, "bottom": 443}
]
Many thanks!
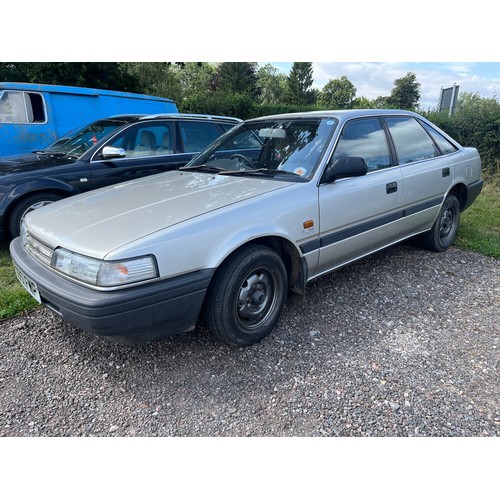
[
  {"left": 286, "top": 62, "right": 315, "bottom": 105},
  {"left": 352, "top": 96, "right": 375, "bottom": 109},
  {"left": 211, "top": 62, "right": 258, "bottom": 97},
  {"left": 121, "top": 62, "right": 182, "bottom": 101},
  {"left": 319, "top": 76, "right": 356, "bottom": 109},
  {"left": 256, "top": 64, "right": 287, "bottom": 105},
  {"left": 388, "top": 71, "right": 421, "bottom": 110},
  {"left": 0, "top": 62, "right": 139, "bottom": 92},
  {"left": 372, "top": 96, "right": 391, "bottom": 109},
  {"left": 176, "top": 62, "right": 216, "bottom": 99}
]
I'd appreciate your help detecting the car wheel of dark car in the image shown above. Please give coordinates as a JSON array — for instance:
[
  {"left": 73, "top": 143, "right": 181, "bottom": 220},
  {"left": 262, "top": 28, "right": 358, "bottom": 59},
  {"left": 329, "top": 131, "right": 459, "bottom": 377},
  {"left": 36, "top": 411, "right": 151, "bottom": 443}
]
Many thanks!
[
  {"left": 9, "top": 193, "right": 63, "bottom": 239},
  {"left": 204, "top": 244, "right": 288, "bottom": 346},
  {"left": 421, "top": 194, "right": 461, "bottom": 252}
]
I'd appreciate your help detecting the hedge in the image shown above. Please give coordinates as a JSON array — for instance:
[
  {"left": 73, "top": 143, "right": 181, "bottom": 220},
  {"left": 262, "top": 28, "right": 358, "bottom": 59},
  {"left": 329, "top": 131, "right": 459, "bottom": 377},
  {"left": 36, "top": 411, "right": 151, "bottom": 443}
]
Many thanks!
[{"left": 180, "top": 93, "right": 500, "bottom": 179}]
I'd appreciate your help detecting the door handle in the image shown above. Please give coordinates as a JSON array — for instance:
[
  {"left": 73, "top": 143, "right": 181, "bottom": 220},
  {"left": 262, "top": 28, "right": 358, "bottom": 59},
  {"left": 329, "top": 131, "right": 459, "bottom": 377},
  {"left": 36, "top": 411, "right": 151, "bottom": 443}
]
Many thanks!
[{"left": 386, "top": 182, "right": 398, "bottom": 194}]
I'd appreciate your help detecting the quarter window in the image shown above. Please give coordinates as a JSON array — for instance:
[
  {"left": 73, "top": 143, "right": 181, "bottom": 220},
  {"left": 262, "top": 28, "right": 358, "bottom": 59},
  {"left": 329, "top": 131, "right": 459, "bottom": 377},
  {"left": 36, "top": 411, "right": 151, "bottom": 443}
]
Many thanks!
[
  {"left": 385, "top": 117, "right": 439, "bottom": 164},
  {"left": 419, "top": 120, "right": 458, "bottom": 155},
  {"left": 332, "top": 118, "right": 392, "bottom": 172}
]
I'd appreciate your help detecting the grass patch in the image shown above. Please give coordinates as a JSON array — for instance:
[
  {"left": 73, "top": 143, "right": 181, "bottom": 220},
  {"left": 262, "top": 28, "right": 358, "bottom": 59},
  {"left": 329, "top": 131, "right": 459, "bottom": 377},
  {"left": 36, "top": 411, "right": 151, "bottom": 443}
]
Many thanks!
[
  {"left": 0, "top": 244, "right": 39, "bottom": 319},
  {"left": 454, "top": 180, "right": 500, "bottom": 258}
]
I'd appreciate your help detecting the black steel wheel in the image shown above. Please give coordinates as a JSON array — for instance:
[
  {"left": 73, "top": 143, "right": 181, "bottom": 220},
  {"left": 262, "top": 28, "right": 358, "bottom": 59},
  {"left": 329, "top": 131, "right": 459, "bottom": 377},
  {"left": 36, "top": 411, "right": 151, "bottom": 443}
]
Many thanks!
[
  {"left": 421, "top": 194, "right": 460, "bottom": 252},
  {"left": 204, "top": 244, "right": 288, "bottom": 346}
]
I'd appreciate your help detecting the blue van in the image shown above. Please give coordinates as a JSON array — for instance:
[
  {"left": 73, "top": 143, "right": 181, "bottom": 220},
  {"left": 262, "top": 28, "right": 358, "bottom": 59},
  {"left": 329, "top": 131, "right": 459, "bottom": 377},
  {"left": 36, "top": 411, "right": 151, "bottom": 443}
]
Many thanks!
[{"left": 0, "top": 82, "right": 178, "bottom": 156}]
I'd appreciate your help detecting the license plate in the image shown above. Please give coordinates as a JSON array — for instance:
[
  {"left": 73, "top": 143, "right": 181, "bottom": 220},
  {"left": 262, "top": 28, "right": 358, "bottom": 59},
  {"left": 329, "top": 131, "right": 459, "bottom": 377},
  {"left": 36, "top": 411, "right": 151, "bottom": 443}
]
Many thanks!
[{"left": 14, "top": 265, "right": 41, "bottom": 304}]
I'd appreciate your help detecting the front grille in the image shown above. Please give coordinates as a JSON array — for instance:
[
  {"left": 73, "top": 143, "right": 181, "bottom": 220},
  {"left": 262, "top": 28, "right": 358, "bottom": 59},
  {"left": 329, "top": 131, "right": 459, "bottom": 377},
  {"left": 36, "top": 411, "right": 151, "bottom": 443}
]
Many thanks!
[{"left": 25, "top": 233, "right": 54, "bottom": 267}]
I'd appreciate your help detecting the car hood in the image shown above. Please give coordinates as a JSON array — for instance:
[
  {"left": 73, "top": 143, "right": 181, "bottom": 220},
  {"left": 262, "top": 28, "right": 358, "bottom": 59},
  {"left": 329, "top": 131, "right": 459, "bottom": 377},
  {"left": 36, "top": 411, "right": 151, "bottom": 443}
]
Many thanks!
[
  {"left": 0, "top": 152, "right": 76, "bottom": 175},
  {"left": 27, "top": 170, "right": 292, "bottom": 258}
]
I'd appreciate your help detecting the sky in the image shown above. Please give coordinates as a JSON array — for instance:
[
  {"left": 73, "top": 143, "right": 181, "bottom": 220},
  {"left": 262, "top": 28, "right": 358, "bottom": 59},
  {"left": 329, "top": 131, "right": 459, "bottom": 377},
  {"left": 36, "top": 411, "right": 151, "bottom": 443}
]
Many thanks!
[
  {"left": 4, "top": 3, "right": 498, "bottom": 114},
  {"left": 265, "top": 62, "right": 500, "bottom": 110}
]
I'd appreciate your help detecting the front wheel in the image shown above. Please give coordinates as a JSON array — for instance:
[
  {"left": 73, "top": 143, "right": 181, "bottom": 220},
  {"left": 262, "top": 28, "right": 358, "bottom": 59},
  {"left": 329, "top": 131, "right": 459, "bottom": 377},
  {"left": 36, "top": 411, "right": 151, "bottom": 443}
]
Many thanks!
[
  {"left": 204, "top": 244, "right": 288, "bottom": 346},
  {"left": 421, "top": 194, "right": 460, "bottom": 252}
]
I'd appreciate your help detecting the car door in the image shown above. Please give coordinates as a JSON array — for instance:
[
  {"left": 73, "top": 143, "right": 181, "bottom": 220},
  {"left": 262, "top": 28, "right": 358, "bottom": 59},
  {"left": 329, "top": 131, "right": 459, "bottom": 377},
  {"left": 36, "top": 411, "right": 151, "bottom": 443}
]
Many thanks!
[
  {"left": 88, "top": 120, "right": 185, "bottom": 189},
  {"left": 314, "top": 117, "right": 405, "bottom": 276},
  {"left": 383, "top": 116, "right": 453, "bottom": 234}
]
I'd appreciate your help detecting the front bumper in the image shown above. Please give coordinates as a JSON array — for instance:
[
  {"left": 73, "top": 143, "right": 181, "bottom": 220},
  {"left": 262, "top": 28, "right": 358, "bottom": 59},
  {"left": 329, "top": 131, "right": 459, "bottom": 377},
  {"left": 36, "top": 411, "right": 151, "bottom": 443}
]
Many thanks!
[{"left": 10, "top": 237, "right": 214, "bottom": 343}]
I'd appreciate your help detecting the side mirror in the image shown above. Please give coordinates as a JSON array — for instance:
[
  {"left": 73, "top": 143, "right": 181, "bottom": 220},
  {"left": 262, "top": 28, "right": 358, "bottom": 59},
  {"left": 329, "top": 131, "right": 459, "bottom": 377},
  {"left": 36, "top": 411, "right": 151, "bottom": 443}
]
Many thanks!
[
  {"left": 321, "top": 157, "right": 368, "bottom": 184},
  {"left": 101, "top": 146, "right": 127, "bottom": 159}
]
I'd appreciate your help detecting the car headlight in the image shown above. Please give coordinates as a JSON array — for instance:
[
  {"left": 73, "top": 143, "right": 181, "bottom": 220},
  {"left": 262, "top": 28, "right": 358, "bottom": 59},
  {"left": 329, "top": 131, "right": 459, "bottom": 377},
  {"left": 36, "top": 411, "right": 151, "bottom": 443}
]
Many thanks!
[{"left": 51, "top": 248, "right": 158, "bottom": 287}]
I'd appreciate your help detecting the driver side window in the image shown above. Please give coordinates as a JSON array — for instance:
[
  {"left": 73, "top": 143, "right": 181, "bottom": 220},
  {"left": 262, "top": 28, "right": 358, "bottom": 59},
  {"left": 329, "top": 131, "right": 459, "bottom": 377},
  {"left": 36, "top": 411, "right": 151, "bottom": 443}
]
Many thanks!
[{"left": 333, "top": 118, "right": 392, "bottom": 172}]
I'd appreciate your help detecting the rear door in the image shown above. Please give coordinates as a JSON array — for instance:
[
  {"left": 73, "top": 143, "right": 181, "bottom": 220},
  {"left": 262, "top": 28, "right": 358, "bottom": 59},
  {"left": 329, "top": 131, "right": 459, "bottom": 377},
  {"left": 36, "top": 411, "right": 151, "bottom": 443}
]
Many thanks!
[{"left": 384, "top": 116, "right": 452, "bottom": 234}]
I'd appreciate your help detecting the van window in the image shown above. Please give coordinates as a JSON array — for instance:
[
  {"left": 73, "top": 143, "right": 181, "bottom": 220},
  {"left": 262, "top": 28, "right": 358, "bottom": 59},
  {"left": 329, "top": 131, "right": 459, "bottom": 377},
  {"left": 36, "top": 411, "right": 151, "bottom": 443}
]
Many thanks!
[{"left": 0, "top": 91, "right": 46, "bottom": 124}]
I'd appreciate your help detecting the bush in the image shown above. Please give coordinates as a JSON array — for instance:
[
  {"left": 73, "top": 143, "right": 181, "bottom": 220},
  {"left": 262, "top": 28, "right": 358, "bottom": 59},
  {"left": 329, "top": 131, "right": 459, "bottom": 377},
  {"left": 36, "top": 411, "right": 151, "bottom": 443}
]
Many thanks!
[
  {"left": 424, "top": 93, "right": 500, "bottom": 178},
  {"left": 180, "top": 92, "right": 324, "bottom": 120}
]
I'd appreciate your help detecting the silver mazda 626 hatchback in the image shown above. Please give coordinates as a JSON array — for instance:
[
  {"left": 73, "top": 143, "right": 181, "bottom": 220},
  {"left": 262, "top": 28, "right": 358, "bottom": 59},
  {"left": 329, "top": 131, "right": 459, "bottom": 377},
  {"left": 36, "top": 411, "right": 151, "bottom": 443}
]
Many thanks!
[{"left": 10, "top": 110, "right": 483, "bottom": 346}]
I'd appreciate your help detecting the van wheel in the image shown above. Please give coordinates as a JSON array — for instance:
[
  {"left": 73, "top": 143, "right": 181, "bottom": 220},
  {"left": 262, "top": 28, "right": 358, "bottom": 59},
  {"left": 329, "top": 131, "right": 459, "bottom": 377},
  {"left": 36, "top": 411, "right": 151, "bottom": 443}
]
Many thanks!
[
  {"left": 9, "top": 193, "right": 63, "bottom": 239},
  {"left": 421, "top": 194, "right": 460, "bottom": 252},
  {"left": 204, "top": 244, "right": 288, "bottom": 346}
]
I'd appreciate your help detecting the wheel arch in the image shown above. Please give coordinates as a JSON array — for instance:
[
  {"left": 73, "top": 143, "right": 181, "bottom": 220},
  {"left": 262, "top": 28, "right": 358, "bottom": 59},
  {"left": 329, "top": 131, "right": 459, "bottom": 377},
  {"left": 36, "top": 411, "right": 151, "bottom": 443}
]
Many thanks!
[
  {"left": 208, "top": 235, "right": 307, "bottom": 305},
  {"left": 447, "top": 182, "right": 468, "bottom": 211},
  {"left": 4, "top": 187, "right": 73, "bottom": 238}
]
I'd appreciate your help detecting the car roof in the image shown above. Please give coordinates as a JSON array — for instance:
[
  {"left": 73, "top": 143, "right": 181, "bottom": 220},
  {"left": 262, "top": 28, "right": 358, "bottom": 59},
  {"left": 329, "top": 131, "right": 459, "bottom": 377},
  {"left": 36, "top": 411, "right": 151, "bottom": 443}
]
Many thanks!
[
  {"left": 105, "top": 113, "right": 241, "bottom": 123},
  {"left": 137, "top": 113, "right": 242, "bottom": 123},
  {"left": 246, "top": 109, "right": 421, "bottom": 123}
]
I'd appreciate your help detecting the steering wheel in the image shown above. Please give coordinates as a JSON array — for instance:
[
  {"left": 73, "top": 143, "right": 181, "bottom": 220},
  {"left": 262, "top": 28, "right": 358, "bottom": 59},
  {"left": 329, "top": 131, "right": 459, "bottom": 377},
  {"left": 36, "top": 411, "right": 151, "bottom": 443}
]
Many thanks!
[{"left": 230, "top": 153, "right": 255, "bottom": 169}]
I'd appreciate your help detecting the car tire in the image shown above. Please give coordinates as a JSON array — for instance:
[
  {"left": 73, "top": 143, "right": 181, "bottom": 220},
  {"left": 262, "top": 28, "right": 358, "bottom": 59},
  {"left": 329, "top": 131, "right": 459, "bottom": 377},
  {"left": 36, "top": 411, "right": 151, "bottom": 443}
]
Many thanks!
[
  {"left": 9, "top": 193, "right": 63, "bottom": 239},
  {"left": 204, "top": 244, "right": 288, "bottom": 346},
  {"left": 421, "top": 194, "right": 460, "bottom": 252}
]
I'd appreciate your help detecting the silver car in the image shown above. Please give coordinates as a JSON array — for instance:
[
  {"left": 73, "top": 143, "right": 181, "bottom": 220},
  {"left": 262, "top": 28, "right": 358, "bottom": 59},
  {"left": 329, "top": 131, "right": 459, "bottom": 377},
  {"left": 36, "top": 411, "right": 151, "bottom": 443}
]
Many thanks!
[{"left": 10, "top": 110, "right": 483, "bottom": 346}]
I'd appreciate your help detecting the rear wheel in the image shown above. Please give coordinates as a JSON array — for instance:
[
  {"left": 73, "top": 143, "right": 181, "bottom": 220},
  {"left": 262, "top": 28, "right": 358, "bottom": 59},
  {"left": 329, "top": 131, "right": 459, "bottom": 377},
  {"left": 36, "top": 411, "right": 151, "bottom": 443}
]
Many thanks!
[
  {"left": 9, "top": 193, "right": 63, "bottom": 239},
  {"left": 421, "top": 194, "right": 460, "bottom": 252},
  {"left": 204, "top": 244, "right": 288, "bottom": 346}
]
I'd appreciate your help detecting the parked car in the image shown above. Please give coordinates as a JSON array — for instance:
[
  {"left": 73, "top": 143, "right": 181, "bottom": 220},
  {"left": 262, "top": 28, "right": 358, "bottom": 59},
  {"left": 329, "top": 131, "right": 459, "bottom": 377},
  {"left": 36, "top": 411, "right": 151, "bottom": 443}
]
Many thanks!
[
  {"left": 0, "top": 113, "right": 241, "bottom": 242},
  {"left": 0, "top": 82, "right": 178, "bottom": 156},
  {"left": 10, "top": 110, "right": 483, "bottom": 347}
]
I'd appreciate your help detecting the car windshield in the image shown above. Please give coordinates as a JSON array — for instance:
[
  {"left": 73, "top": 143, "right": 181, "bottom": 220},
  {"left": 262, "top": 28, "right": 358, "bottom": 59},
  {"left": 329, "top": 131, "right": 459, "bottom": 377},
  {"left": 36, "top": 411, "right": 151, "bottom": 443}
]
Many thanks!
[
  {"left": 42, "top": 119, "right": 130, "bottom": 157},
  {"left": 187, "top": 117, "right": 337, "bottom": 180}
]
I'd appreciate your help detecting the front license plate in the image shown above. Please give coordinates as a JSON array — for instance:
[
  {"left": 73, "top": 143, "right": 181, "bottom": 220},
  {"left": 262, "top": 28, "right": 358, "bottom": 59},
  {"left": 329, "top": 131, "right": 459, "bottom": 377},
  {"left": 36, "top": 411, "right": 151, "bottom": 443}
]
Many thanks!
[{"left": 14, "top": 265, "right": 41, "bottom": 304}]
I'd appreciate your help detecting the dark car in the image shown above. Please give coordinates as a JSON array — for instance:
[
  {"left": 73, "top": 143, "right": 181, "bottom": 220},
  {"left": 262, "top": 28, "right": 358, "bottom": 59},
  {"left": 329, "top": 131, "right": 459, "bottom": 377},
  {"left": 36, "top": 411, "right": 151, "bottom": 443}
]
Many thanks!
[{"left": 0, "top": 113, "right": 241, "bottom": 242}]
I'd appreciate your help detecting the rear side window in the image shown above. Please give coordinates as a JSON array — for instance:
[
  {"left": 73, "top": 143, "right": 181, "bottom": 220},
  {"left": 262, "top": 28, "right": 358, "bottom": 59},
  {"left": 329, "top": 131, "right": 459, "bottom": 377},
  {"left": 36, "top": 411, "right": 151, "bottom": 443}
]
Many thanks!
[
  {"left": 385, "top": 116, "right": 439, "bottom": 165},
  {"left": 332, "top": 118, "right": 392, "bottom": 172},
  {"left": 179, "top": 121, "right": 224, "bottom": 153},
  {"left": 0, "top": 91, "right": 46, "bottom": 124}
]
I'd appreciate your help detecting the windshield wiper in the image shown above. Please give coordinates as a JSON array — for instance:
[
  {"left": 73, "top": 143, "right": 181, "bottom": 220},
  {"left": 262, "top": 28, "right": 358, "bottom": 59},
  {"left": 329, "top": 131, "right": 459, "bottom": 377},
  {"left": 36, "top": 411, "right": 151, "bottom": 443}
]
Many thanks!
[
  {"left": 33, "top": 150, "right": 79, "bottom": 159},
  {"left": 219, "top": 168, "right": 301, "bottom": 178},
  {"left": 179, "top": 164, "right": 226, "bottom": 173}
]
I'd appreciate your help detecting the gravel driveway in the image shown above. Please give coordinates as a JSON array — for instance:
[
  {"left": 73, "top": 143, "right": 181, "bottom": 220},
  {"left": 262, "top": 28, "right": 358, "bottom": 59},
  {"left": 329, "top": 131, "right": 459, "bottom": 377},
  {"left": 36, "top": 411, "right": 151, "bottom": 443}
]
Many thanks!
[{"left": 0, "top": 243, "right": 498, "bottom": 437}]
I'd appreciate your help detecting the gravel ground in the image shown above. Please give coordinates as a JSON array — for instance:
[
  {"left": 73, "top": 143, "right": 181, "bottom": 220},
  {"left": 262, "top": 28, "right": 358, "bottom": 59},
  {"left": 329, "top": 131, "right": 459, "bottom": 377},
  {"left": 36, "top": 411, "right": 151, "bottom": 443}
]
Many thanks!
[{"left": 0, "top": 243, "right": 498, "bottom": 437}]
